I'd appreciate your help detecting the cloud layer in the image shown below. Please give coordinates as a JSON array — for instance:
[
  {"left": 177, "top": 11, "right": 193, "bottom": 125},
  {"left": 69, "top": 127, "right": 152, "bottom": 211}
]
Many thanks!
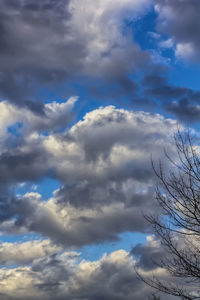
[
  {"left": 0, "top": 0, "right": 151, "bottom": 108},
  {"left": 0, "top": 234, "right": 183, "bottom": 300},
  {"left": 0, "top": 247, "right": 172, "bottom": 300},
  {"left": 0, "top": 104, "right": 177, "bottom": 248},
  {"left": 1, "top": 1, "right": 200, "bottom": 299}
]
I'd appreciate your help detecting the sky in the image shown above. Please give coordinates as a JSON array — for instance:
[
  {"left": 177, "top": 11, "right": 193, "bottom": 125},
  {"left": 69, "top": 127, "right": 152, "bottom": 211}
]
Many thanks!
[{"left": 0, "top": 0, "right": 200, "bottom": 299}]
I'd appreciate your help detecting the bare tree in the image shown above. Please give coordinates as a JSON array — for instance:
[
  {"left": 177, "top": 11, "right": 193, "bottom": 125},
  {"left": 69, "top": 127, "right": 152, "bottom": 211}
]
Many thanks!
[{"left": 139, "top": 130, "right": 200, "bottom": 299}]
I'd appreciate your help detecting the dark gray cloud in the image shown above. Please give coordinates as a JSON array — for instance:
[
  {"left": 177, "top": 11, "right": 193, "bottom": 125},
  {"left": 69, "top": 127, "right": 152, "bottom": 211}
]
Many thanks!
[
  {"left": 0, "top": 189, "right": 151, "bottom": 247},
  {"left": 131, "top": 241, "right": 165, "bottom": 271},
  {"left": 131, "top": 234, "right": 200, "bottom": 299},
  {"left": 0, "top": 149, "right": 48, "bottom": 185},
  {"left": 165, "top": 97, "right": 200, "bottom": 123},
  {"left": 0, "top": 0, "right": 74, "bottom": 107},
  {"left": 0, "top": 0, "right": 151, "bottom": 110},
  {"left": 155, "top": 0, "right": 200, "bottom": 61},
  {"left": 32, "top": 253, "right": 73, "bottom": 295},
  {"left": 142, "top": 74, "right": 200, "bottom": 123},
  {"left": 0, "top": 189, "right": 16, "bottom": 222},
  {"left": 56, "top": 181, "right": 154, "bottom": 209},
  {"left": 142, "top": 75, "right": 166, "bottom": 87},
  {"left": 143, "top": 75, "right": 192, "bottom": 100}
]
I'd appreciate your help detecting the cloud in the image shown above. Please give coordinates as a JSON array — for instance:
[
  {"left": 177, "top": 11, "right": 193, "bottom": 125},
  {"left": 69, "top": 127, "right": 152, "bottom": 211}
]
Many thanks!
[
  {"left": 0, "top": 96, "right": 77, "bottom": 138},
  {"left": 0, "top": 1, "right": 199, "bottom": 298},
  {"left": 43, "top": 105, "right": 176, "bottom": 182},
  {"left": 131, "top": 235, "right": 165, "bottom": 271},
  {"left": 165, "top": 98, "right": 200, "bottom": 123},
  {"left": 0, "top": 0, "right": 151, "bottom": 108},
  {"left": 0, "top": 95, "right": 185, "bottom": 299},
  {"left": 0, "top": 188, "right": 157, "bottom": 247},
  {"left": 142, "top": 74, "right": 200, "bottom": 123},
  {"left": 132, "top": 233, "right": 200, "bottom": 298},
  {"left": 0, "top": 97, "right": 77, "bottom": 185},
  {"left": 0, "top": 234, "right": 190, "bottom": 299},
  {"left": 143, "top": 78, "right": 189, "bottom": 100},
  {"left": 0, "top": 248, "right": 169, "bottom": 300},
  {"left": 0, "top": 149, "right": 48, "bottom": 186},
  {"left": 0, "top": 105, "right": 177, "bottom": 247},
  {"left": 155, "top": 0, "right": 200, "bottom": 62},
  {"left": 175, "top": 42, "right": 195, "bottom": 60},
  {"left": 159, "top": 38, "right": 174, "bottom": 49},
  {"left": 0, "top": 250, "right": 79, "bottom": 300},
  {"left": 0, "top": 239, "right": 62, "bottom": 265}
]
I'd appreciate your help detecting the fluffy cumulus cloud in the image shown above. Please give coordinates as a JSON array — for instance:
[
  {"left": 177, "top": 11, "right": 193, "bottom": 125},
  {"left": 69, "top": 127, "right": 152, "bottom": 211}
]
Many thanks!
[
  {"left": 0, "top": 239, "right": 62, "bottom": 265},
  {"left": 1, "top": 227, "right": 196, "bottom": 300},
  {"left": 0, "top": 105, "right": 177, "bottom": 248},
  {"left": 43, "top": 105, "right": 176, "bottom": 182},
  {"left": 0, "top": 96, "right": 77, "bottom": 139},
  {"left": 0, "top": 247, "right": 174, "bottom": 300},
  {"left": 0, "top": 235, "right": 183, "bottom": 300},
  {"left": 0, "top": 97, "right": 77, "bottom": 186}
]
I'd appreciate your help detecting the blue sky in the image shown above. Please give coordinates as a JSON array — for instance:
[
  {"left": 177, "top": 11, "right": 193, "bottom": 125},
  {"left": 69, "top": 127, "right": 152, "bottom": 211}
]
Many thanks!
[{"left": 0, "top": 0, "right": 199, "bottom": 299}]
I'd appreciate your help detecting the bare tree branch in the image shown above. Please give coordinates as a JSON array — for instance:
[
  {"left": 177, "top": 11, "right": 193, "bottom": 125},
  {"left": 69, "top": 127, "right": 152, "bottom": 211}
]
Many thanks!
[{"left": 137, "top": 130, "right": 200, "bottom": 299}]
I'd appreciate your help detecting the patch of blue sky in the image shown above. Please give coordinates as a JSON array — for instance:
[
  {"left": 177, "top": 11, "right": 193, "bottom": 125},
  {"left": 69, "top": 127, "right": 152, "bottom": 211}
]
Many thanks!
[
  {"left": 0, "top": 233, "right": 42, "bottom": 243},
  {"left": 7, "top": 122, "right": 23, "bottom": 137},
  {"left": 15, "top": 177, "right": 60, "bottom": 200},
  {"left": 37, "top": 177, "right": 60, "bottom": 199},
  {"left": 130, "top": 7, "right": 158, "bottom": 51},
  {"left": 80, "top": 232, "right": 147, "bottom": 261},
  {"left": 168, "top": 63, "right": 200, "bottom": 91}
]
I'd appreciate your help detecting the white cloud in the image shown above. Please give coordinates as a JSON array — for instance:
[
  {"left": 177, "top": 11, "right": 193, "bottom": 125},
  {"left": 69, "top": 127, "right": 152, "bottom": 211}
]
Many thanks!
[
  {"left": 0, "top": 96, "right": 77, "bottom": 143},
  {"left": 0, "top": 239, "right": 62, "bottom": 265},
  {"left": 159, "top": 38, "right": 174, "bottom": 49},
  {"left": 68, "top": 0, "right": 151, "bottom": 74},
  {"left": 0, "top": 249, "right": 164, "bottom": 300},
  {"left": 175, "top": 42, "right": 195, "bottom": 61},
  {"left": 43, "top": 105, "right": 177, "bottom": 181}
]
